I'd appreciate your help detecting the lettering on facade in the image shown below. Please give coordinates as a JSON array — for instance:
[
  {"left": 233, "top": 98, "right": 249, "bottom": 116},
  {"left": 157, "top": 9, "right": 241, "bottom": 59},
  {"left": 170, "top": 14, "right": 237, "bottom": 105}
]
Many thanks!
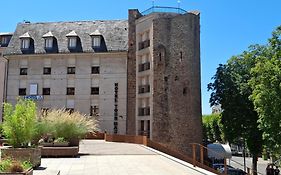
[
  {"left": 114, "top": 83, "right": 118, "bottom": 134},
  {"left": 23, "top": 95, "right": 43, "bottom": 100}
]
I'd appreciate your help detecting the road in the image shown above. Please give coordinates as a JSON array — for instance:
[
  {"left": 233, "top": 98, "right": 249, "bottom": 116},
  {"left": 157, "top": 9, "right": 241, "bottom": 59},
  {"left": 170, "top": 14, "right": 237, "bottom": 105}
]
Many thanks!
[{"left": 229, "top": 156, "right": 270, "bottom": 175}]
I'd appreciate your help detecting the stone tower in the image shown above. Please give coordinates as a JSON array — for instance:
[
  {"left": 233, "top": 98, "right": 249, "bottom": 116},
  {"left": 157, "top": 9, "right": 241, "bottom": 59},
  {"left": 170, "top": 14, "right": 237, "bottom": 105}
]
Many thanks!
[{"left": 127, "top": 7, "right": 203, "bottom": 155}]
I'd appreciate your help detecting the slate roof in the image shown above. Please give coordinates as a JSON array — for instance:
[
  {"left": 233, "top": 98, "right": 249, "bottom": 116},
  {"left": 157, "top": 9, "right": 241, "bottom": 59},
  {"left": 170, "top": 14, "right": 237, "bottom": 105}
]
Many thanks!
[{"left": 4, "top": 20, "right": 128, "bottom": 55}]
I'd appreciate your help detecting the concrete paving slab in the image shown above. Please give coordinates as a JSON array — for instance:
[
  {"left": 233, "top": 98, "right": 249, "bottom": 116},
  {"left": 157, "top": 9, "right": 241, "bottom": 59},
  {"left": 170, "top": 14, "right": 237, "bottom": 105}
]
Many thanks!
[{"left": 34, "top": 140, "right": 216, "bottom": 175}]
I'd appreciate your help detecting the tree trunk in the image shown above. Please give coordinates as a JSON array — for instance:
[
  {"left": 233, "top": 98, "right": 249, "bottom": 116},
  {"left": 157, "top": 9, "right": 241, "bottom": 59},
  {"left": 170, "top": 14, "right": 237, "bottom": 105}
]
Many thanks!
[{"left": 252, "top": 154, "right": 258, "bottom": 175}]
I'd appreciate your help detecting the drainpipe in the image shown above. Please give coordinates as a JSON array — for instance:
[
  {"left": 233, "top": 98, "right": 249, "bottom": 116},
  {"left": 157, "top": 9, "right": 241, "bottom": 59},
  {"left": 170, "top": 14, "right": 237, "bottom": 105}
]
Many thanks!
[{"left": 2, "top": 55, "right": 8, "bottom": 122}]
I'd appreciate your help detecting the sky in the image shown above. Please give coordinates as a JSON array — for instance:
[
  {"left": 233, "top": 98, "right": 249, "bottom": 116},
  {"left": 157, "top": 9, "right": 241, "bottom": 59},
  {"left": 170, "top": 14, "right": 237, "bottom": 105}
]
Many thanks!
[{"left": 1, "top": 0, "right": 280, "bottom": 114}]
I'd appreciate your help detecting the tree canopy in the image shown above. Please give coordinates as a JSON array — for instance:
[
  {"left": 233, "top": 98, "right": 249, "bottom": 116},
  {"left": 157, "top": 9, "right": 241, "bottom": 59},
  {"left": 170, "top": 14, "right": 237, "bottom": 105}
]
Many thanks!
[{"left": 207, "top": 26, "right": 281, "bottom": 174}]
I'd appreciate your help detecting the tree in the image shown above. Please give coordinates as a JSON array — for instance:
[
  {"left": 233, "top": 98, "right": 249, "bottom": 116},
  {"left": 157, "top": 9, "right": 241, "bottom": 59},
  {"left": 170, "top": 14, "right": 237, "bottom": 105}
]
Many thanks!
[
  {"left": 208, "top": 49, "right": 263, "bottom": 174},
  {"left": 202, "top": 114, "right": 224, "bottom": 144},
  {"left": 3, "top": 99, "right": 37, "bottom": 148},
  {"left": 249, "top": 26, "right": 281, "bottom": 155}
]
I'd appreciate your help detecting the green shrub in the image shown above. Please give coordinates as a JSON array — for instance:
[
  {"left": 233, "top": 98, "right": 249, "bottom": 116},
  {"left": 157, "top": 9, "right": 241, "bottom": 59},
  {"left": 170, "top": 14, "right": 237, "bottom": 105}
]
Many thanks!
[
  {"left": 0, "top": 159, "right": 32, "bottom": 173},
  {"left": 54, "top": 137, "right": 67, "bottom": 143},
  {"left": 3, "top": 99, "right": 37, "bottom": 148}
]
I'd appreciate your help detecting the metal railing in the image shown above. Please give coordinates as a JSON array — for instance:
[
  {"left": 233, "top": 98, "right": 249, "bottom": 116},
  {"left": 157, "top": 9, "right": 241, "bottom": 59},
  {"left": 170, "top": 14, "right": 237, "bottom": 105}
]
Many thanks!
[{"left": 141, "top": 6, "right": 187, "bottom": 16}]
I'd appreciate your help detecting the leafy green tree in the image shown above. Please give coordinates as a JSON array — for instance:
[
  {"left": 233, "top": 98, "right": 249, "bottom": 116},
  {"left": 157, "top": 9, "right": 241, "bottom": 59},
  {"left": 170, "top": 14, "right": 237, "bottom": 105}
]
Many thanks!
[
  {"left": 249, "top": 26, "right": 281, "bottom": 155},
  {"left": 3, "top": 99, "right": 37, "bottom": 148},
  {"left": 202, "top": 114, "right": 224, "bottom": 143},
  {"left": 208, "top": 49, "right": 263, "bottom": 174}
]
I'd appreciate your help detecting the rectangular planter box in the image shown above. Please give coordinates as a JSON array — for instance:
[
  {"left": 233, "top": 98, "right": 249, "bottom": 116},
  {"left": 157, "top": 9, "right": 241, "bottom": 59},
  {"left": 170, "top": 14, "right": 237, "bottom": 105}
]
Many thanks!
[
  {"left": 0, "top": 168, "right": 33, "bottom": 175},
  {"left": 0, "top": 148, "right": 41, "bottom": 168},
  {"left": 41, "top": 146, "right": 79, "bottom": 157}
]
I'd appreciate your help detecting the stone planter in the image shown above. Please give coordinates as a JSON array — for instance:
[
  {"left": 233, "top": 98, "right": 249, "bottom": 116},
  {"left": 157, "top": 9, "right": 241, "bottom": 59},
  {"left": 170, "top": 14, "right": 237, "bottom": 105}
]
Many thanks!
[
  {"left": 1, "top": 147, "right": 41, "bottom": 168},
  {"left": 53, "top": 142, "right": 69, "bottom": 147},
  {"left": 69, "top": 138, "right": 79, "bottom": 146},
  {"left": 0, "top": 168, "right": 33, "bottom": 175}
]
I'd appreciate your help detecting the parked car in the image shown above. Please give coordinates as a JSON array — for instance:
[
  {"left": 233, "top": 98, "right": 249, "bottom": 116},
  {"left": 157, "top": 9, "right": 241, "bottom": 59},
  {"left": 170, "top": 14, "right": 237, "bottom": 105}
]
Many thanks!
[
  {"left": 213, "top": 163, "right": 233, "bottom": 170},
  {"left": 219, "top": 167, "right": 247, "bottom": 175}
]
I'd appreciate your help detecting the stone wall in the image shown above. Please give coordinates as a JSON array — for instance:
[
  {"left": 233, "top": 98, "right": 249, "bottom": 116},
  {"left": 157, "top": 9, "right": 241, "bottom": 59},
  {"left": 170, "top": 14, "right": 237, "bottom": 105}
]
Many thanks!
[
  {"left": 152, "top": 12, "right": 202, "bottom": 155},
  {"left": 127, "top": 10, "right": 142, "bottom": 135}
]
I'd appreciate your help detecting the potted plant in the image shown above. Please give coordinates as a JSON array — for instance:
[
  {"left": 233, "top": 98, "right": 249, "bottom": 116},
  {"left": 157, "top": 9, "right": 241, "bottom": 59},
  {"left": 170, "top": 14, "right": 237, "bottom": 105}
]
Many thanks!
[
  {"left": 53, "top": 137, "right": 69, "bottom": 147},
  {"left": 0, "top": 158, "right": 33, "bottom": 175},
  {"left": 1, "top": 99, "right": 41, "bottom": 167}
]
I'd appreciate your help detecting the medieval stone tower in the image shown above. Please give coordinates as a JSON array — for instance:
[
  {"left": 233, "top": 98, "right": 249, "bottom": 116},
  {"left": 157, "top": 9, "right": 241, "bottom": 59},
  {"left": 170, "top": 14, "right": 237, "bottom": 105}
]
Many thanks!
[{"left": 127, "top": 7, "right": 203, "bottom": 155}]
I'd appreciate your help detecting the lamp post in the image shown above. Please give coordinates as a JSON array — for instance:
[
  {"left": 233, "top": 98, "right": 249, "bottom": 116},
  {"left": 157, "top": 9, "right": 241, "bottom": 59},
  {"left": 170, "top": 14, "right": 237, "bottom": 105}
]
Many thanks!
[{"left": 243, "top": 138, "right": 246, "bottom": 172}]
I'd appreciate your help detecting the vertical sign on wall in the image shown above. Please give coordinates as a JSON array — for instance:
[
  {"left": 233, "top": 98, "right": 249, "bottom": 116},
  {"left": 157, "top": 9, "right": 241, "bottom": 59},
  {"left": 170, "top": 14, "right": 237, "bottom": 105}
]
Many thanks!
[{"left": 114, "top": 83, "right": 118, "bottom": 134}]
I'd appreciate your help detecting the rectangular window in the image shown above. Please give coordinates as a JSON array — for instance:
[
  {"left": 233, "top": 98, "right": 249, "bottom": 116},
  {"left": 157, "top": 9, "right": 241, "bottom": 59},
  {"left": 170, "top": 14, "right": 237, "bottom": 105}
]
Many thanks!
[
  {"left": 21, "top": 39, "right": 30, "bottom": 49},
  {"left": 67, "top": 87, "right": 75, "bottom": 95},
  {"left": 68, "top": 37, "right": 77, "bottom": 48},
  {"left": 91, "top": 66, "right": 100, "bottom": 74},
  {"left": 43, "top": 88, "right": 50, "bottom": 95},
  {"left": 90, "top": 105, "right": 99, "bottom": 116},
  {"left": 91, "top": 87, "right": 99, "bottom": 95},
  {"left": 1, "top": 36, "right": 8, "bottom": 45},
  {"left": 45, "top": 38, "right": 53, "bottom": 48},
  {"left": 19, "top": 88, "right": 26, "bottom": 96},
  {"left": 20, "top": 68, "right": 28, "bottom": 75},
  {"left": 29, "top": 84, "right": 38, "bottom": 95},
  {"left": 92, "top": 36, "right": 101, "bottom": 47},
  {"left": 43, "top": 67, "right": 51, "bottom": 75},
  {"left": 67, "top": 67, "right": 75, "bottom": 74}
]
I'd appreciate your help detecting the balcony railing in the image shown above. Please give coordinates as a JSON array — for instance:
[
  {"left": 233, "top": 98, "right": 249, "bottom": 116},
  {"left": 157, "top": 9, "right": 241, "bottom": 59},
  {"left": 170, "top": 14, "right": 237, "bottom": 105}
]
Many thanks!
[
  {"left": 138, "top": 39, "right": 150, "bottom": 50},
  {"left": 138, "top": 107, "right": 150, "bottom": 116},
  {"left": 139, "top": 62, "right": 150, "bottom": 72},
  {"left": 138, "top": 85, "right": 150, "bottom": 94},
  {"left": 141, "top": 6, "right": 187, "bottom": 16}
]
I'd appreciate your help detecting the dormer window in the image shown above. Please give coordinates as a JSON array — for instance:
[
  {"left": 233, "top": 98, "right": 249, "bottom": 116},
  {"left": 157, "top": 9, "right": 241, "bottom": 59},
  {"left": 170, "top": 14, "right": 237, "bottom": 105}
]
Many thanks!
[
  {"left": 45, "top": 37, "right": 53, "bottom": 48},
  {"left": 21, "top": 38, "right": 30, "bottom": 49},
  {"left": 0, "top": 33, "right": 12, "bottom": 47},
  {"left": 92, "top": 36, "right": 101, "bottom": 47},
  {"left": 43, "top": 31, "right": 54, "bottom": 49},
  {"left": 90, "top": 30, "right": 102, "bottom": 48},
  {"left": 66, "top": 31, "right": 78, "bottom": 49},
  {"left": 19, "top": 32, "right": 31, "bottom": 49},
  {"left": 68, "top": 37, "right": 77, "bottom": 48}
]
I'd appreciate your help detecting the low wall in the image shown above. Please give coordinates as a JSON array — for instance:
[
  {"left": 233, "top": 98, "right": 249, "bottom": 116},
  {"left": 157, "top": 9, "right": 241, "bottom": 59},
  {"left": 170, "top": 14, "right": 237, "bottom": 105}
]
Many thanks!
[{"left": 105, "top": 134, "right": 147, "bottom": 145}]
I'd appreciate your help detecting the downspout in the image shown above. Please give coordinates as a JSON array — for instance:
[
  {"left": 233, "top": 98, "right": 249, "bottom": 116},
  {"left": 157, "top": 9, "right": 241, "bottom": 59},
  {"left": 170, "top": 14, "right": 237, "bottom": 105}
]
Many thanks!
[{"left": 2, "top": 55, "right": 8, "bottom": 122}]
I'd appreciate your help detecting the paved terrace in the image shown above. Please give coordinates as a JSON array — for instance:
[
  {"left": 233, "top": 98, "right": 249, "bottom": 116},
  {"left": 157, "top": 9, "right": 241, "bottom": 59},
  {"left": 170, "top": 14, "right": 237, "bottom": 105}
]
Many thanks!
[{"left": 34, "top": 140, "right": 216, "bottom": 175}]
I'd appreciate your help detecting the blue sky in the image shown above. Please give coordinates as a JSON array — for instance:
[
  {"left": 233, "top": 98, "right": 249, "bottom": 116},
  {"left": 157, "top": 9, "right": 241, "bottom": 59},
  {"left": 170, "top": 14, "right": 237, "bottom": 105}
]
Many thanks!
[{"left": 1, "top": 0, "right": 280, "bottom": 114}]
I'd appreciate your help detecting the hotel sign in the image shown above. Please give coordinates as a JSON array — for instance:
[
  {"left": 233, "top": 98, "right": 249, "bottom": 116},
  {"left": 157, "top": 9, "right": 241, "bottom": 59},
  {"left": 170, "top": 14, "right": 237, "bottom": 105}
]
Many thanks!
[{"left": 23, "top": 95, "right": 44, "bottom": 101}]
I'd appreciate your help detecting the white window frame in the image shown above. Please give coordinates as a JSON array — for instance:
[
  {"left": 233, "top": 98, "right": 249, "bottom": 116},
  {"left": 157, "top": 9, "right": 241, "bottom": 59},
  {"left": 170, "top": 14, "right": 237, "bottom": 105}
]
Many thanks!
[
  {"left": 68, "top": 37, "right": 77, "bottom": 48},
  {"left": 21, "top": 38, "right": 30, "bottom": 49},
  {"left": 45, "top": 37, "right": 53, "bottom": 48},
  {"left": 29, "top": 84, "right": 38, "bottom": 95},
  {"left": 92, "top": 36, "right": 101, "bottom": 47}
]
